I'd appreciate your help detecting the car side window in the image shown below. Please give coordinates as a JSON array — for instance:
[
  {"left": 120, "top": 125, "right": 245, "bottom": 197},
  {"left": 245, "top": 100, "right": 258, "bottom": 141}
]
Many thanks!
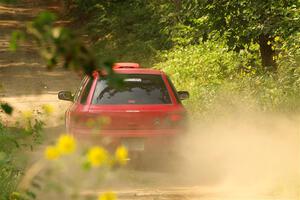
[
  {"left": 166, "top": 76, "right": 181, "bottom": 104},
  {"left": 73, "top": 76, "right": 88, "bottom": 103},
  {"left": 80, "top": 78, "right": 93, "bottom": 104}
]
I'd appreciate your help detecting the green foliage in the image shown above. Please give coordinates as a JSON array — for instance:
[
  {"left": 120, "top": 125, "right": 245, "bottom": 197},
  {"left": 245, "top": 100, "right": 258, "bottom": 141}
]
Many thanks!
[
  {"left": 155, "top": 40, "right": 243, "bottom": 115},
  {"left": 10, "top": 11, "right": 119, "bottom": 82},
  {"left": 0, "top": 117, "right": 44, "bottom": 199},
  {"left": 0, "top": 0, "right": 18, "bottom": 4},
  {"left": 276, "top": 33, "right": 300, "bottom": 68},
  {"left": 68, "top": 0, "right": 300, "bottom": 70},
  {"left": 155, "top": 37, "right": 300, "bottom": 117},
  {"left": 25, "top": 11, "right": 94, "bottom": 74},
  {"left": 71, "top": 0, "right": 172, "bottom": 66},
  {"left": 9, "top": 31, "right": 24, "bottom": 52},
  {"left": 185, "top": 0, "right": 300, "bottom": 48},
  {"left": 66, "top": 0, "right": 300, "bottom": 115},
  {"left": 173, "top": 0, "right": 300, "bottom": 69},
  {"left": 0, "top": 103, "right": 13, "bottom": 115}
]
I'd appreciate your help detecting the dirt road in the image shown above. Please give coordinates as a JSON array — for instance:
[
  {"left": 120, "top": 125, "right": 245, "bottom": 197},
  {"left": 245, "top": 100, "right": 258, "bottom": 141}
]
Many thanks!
[
  {"left": 0, "top": 1, "right": 299, "bottom": 200},
  {"left": 0, "top": 0, "right": 79, "bottom": 126}
]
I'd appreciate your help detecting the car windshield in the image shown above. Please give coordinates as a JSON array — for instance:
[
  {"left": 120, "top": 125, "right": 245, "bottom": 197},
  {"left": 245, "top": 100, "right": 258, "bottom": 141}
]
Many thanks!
[{"left": 92, "top": 74, "right": 171, "bottom": 105}]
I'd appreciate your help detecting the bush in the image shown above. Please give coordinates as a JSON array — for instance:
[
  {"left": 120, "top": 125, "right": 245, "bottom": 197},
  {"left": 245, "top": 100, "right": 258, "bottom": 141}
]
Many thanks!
[
  {"left": 155, "top": 38, "right": 300, "bottom": 117},
  {"left": 155, "top": 40, "right": 242, "bottom": 116},
  {"left": 0, "top": 111, "right": 44, "bottom": 199}
]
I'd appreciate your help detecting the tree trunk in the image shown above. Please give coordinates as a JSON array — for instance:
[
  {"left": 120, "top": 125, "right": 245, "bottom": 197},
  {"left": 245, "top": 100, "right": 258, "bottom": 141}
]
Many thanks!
[{"left": 258, "top": 34, "right": 277, "bottom": 71}]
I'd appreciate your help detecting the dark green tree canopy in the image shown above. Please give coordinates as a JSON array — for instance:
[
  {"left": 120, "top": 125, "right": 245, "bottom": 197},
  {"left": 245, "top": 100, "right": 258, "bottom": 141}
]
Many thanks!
[
  {"left": 62, "top": 0, "right": 299, "bottom": 71},
  {"left": 178, "top": 0, "right": 300, "bottom": 70}
]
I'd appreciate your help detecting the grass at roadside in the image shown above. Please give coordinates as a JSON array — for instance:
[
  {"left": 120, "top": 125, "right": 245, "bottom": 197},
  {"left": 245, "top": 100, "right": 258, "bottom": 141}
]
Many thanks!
[{"left": 0, "top": 114, "right": 44, "bottom": 199}]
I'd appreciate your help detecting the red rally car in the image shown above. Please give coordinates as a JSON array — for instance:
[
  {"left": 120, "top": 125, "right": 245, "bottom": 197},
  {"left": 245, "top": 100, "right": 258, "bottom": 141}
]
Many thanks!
[{"left": 58, "top": 63, "right": 189, "bottom": 153}]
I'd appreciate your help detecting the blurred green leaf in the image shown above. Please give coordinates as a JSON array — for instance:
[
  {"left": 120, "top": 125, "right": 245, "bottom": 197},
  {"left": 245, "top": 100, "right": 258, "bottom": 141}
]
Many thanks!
[
  {"left": 0, "top": 103, "right": 13, "bottom": 115},
  {"left": 9, "top": 31, "right": 24, "bottom": 51},
  {"left": 82, "top": 160, "right": 91, "bottom": 171},
  {"left": 33, "top": 11, "right": 57, "bottom": 27}
]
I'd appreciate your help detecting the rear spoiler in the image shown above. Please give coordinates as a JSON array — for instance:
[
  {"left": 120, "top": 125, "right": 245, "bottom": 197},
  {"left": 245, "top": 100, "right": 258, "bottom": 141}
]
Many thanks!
[
  {"left": 92, "top": 62, "right": 141, "bottom": 77},
  {"left": 113, "top": 63, "right": 140, "bottom": 69}
]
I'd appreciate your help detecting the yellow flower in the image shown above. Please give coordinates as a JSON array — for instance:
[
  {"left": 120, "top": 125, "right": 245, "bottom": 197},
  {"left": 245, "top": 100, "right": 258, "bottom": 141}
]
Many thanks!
[
  {"left": 52, "top": 27, "right": 62, "bottom": 39},
  {"left": 45, "top": 146, "right": 60, "bottom": 160},
  {"left": 42, "top": 104, "right": 54, "bottom": 115},
  {"left": 56, "top": 134, "right": 76, "bottom": 155},
  {"left": 22, "top": 111, "right": 33, "bottom": 119},
  {"left": 98, "top": 192, "right": 116, "bottom": 200},
  {"left": 87, "top": 146, "right": 109, "bottom": 167},
  {"left": 115, "top": 146, "right": 128, "bottom": 165}
]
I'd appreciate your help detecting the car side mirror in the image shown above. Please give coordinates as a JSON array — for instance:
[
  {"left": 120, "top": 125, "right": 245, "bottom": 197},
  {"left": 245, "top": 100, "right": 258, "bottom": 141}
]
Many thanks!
[
  {"left": 178, "top": 91, "right": 189, "bottom": 101},
  {"left": 58, "top": 91, "right": 73, "bottom": 101}
]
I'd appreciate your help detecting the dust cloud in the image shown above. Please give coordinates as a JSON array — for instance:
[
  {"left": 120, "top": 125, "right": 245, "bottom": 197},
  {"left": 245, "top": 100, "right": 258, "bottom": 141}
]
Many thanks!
[
  {"left": 32, "top": 108, "right": 300, "bottom": 200},
  {"left": 77, "top": 110, "right": 300, "bottom": 199},
  {"left": 176, "top": 111, "right": 300, "bottom": 198}
]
